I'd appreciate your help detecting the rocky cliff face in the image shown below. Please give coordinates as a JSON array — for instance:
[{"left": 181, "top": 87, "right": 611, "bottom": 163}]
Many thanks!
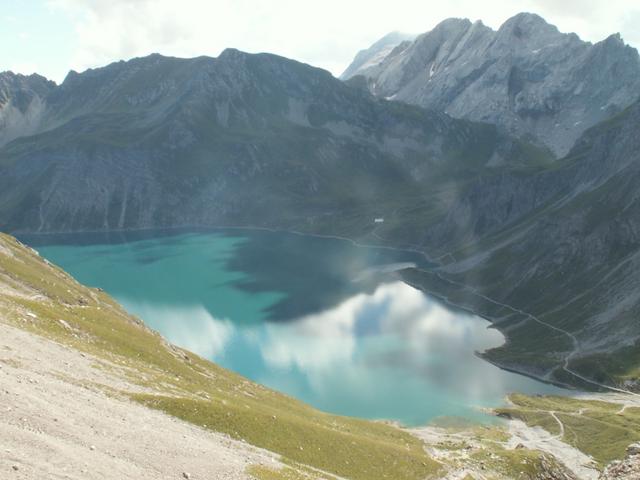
[
  {"left": 343, "top": 13, "right": 640, "bottom": 156},
  {"left": 0, "top": 72, "right": 54, "bottom": 147},
  {"left": 600, "top": 443, "right": 640, "bottom": 479},
  {"left": 402, "top": 99, "right": 640, "bottom": 388}
]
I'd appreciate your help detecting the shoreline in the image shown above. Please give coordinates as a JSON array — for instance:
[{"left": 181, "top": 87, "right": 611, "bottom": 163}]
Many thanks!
[{"left": 12, "top": 222, "right": 439, "bottom": 262}]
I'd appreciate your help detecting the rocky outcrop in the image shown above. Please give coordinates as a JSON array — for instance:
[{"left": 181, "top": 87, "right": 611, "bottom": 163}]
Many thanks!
[
  {"left": 534, "top": 454, "right": 578, "bottom": 480},
  {"left": 342, "top": 13, "right": 640, "bottom": 156},
  {"left": 599, "top": 443, "right": 640, "bottom": 479}
]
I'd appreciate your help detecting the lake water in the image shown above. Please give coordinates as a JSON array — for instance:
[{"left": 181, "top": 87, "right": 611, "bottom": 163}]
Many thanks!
[{"left": 24, "top": 229, "right": 564, "bottom": 426}]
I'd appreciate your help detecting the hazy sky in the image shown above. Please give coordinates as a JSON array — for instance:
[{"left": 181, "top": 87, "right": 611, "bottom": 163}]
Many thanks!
[{"left": 4, "top": 0, "right": 640, "bottom": 83}]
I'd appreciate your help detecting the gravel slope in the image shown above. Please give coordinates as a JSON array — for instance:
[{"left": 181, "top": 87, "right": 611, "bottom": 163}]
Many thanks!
[{"left": 0, "top": 322, "right": 279, "bottom": 480}]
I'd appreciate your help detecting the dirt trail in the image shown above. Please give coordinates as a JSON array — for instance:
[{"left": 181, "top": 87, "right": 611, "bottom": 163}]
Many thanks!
[
  {"left": 0, "top": 322, "right": 279, "bottom": 480},
  {"left": 505, "top": 419, "right": 599, "bottom": 480},
  {"left": 550, "top": 411, "right": 565, "bottom": 438}
]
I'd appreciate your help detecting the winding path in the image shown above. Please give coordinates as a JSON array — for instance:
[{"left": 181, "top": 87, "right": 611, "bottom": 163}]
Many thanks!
[{"left": 549, "top": 412, "right": 565, "bottom": 439}]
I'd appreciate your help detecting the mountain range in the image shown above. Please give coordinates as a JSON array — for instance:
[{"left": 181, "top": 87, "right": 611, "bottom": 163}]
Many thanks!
[
  {"left": 0, "top": 12, "right": 638, "bottom": 392},
  {"left": 0, "top": 49, "right": 544, "bottom": 233},
  {"left": 342, "top": 12, "right": 640, "bottom": 157}
]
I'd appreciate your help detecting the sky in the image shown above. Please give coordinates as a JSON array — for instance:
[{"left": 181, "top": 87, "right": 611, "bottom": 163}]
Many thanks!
[{"left": 3, "top": 0, "right": 640, "bottom": 83}]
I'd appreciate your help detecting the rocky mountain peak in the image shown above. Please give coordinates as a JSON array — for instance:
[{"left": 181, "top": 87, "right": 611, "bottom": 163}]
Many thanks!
[
  {"left": 498, "top": 12, "right": 558, "bottom": 37},
  {"left": 0, "top": 72, "right": 55, "bottom": 111},
  {"left": 431, "top": 17, "right": 473, "bottom": 34},
  {"left": 0, "top": 71, "right": 55, "bottom": 147},
  {"left": 340, "top": 31, "right": 416, "bottom": 79},
  {"left": 218, "top": 47, "right": 246, "bottom": 63},
  {"left": 342, "top": 12, "right": 640, "bottom": 156},
  {"left": 599, "top": 32, "right": 637, "bottom": 57},
  {"left": 603, "top": 32, "right": 624, "bottom": 44}
]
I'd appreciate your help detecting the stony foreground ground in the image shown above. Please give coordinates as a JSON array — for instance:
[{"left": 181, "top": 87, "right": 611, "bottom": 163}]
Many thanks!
[{"left": 0, "top": 322, "right": 279, "bottom": 480}]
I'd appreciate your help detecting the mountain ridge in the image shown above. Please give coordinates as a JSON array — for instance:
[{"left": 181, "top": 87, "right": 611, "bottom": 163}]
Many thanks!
[
  {"left": 342, "top": 12, "right": 640, "bottom": 156},
  {"left": 0, "top": 49, "right": 543, "bottom": 234}
]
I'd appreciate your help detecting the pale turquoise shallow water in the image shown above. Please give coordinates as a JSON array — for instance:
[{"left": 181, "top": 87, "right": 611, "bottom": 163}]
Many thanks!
[{"left": 25, "top": 229, "right": 564, "bottom": 426}]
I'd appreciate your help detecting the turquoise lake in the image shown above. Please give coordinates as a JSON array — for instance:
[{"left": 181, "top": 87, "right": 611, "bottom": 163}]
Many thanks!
[{"left": 24, "top": 229, "right": 564, "bottom": 426}]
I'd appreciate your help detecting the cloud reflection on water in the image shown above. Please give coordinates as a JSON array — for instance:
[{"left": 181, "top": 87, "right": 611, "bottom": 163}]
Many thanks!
[
  {"left": 120, "top": 281, "right": 561, "bottom": 425},
  {"left": 255, "top": 282, "right": 510, "bottom": 402}
]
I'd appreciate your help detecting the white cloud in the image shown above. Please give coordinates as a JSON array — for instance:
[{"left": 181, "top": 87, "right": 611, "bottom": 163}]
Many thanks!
[
  {"left": 48, "top": 0, "right": 640, "bottom": 78},
  {"left": 258, "top": 289, "right": 367, "bottom": 372}
]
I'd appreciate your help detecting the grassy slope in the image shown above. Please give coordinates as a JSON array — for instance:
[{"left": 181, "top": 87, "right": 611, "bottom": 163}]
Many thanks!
[{"left": 0, "top": 232, "right": 439, "bottom": 480}]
